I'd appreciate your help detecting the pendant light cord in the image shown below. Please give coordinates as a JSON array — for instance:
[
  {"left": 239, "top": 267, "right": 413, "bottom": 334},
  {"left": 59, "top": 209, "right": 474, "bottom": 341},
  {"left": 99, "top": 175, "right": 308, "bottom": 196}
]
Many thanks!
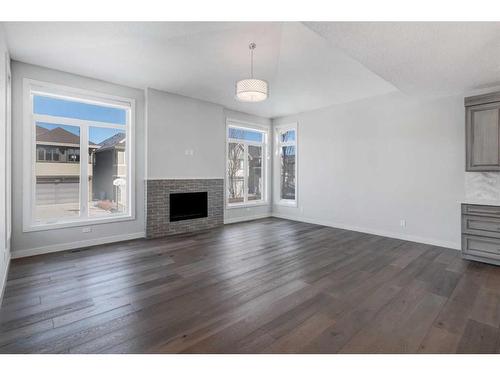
[
  {"left": 251, "top": 48, "right": 253, "bottom": 78},
  {"left": 249, "top": 42, "right": 256, "bottom": 79}
]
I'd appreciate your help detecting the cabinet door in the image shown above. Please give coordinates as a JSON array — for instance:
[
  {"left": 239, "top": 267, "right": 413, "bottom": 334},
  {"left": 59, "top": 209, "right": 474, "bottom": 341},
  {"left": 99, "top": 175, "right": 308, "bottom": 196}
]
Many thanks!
[{"left": 466, "top": 103, "right": 500, "bottom": 171}]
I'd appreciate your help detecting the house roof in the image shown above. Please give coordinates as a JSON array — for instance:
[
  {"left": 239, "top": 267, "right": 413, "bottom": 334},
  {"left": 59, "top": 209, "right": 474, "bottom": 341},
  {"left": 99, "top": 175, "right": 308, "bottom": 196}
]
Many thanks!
[
  {"left": 36, "top": 125, "right": 96, "bottom": 146},
  {"left": 96, "top": 132, "right": 126, "bottom": 152},
  {"left": 36, "top": 125, "right": 125, "bottom": 151},
  {"left": 36, "top": 125, "right": 80, "bottom": 145},
  {"left": 36, "top": 126, "right": 50, "bottom": 138}
]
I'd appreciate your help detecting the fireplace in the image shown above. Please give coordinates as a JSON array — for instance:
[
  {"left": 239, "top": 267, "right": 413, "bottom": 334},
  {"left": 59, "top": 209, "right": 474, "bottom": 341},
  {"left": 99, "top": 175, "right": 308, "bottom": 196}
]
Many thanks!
[
  {"left": 146, "top": 179, "right": 223, "bottom": 238},
  {"left": 170, "top": 192, "right": 208, "bottom": 222}
]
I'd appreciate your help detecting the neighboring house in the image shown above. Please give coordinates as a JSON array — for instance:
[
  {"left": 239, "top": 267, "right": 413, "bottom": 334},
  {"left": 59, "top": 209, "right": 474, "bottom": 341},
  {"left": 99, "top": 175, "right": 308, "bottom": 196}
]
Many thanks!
[
  {"left": 91, "top": 132, "right": 127, "bottom": 212},
  {"left": 227, "top": 143, "right": 245, "bottom": 203},
  {"left": 281, "top": 148, "right": 295, "bottom": 200},
  {"left": 247, "top": 147, "right": 262, "bottom": 201},
  {"left": 227, "top": 143, "right": 262, "bottom": 203},
  {"left": 35, "top": 124, "right": 126, "bottom": 217},
  {"left": 35, "top": 125, "right": 98, "bottom": 208}
]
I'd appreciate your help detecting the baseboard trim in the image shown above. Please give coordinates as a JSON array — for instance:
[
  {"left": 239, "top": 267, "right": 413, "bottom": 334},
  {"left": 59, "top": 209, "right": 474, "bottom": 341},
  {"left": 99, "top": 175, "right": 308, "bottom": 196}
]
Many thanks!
[
  {"left": 0, "top": 251, "right": 11, "bottom": 307},
  {"left": 224, "top": 212, "right": 272, "bottom": 224},
  {"left": 11, "top": 232, "right": 146, "bottom": 259},
  {"left": 272, "top": 213, "right": 460, "bottom": 250}
]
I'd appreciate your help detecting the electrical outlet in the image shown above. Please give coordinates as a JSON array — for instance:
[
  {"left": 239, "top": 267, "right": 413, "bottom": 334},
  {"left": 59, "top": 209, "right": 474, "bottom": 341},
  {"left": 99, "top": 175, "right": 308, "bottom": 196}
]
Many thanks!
[
  {"left": 400, "top": 219, "right": 406, "bottom": 228},
  {"left": 82, "top": 227, "right": 92, "bottom": 233}
]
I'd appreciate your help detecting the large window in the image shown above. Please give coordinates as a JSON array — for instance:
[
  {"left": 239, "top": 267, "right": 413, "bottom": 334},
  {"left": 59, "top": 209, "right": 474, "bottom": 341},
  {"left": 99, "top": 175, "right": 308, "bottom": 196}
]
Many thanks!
[
  {"left": 276, "top": 124, "right": 297, "bottom": 205},
  {"left": 23, "top": 80, "right": 134, "bottom": 230},
  {"left": 226, "top": 123, "right": 267, "bottom": 206}
]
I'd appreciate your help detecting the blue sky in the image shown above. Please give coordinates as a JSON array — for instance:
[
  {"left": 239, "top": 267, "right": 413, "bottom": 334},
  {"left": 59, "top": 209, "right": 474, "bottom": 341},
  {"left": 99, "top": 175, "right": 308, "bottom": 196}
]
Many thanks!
[
  {"left": 34, "top": 95, "right": 125, "bottom": 144},
  {"left": 89, "top": 127, "right": 124, "bottom": 144},
  {"left": 228, "top": 127, "right": 263, "bottom": 142},
  {"left": 281, "top": 130, "right": 295, "bottom": 142}
]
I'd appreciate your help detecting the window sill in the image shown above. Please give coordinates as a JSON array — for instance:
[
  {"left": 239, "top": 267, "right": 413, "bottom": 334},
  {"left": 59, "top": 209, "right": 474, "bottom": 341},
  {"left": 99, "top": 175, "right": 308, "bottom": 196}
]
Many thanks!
[
  {"left": 23, "top": 213, "right": 135, "bottom": 233},
  {"left": 226, "top": 201, "right": 269, "bottom": 210},
  {"left": 275, "top": 200, "right": 298, "bottom": 208}
]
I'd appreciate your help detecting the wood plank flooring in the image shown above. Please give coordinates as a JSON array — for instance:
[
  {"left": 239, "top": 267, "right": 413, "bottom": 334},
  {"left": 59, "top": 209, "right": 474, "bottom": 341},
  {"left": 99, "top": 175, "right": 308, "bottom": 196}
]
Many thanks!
[{"left": 1, "top": 218, "right": 500, "bottom": 353}]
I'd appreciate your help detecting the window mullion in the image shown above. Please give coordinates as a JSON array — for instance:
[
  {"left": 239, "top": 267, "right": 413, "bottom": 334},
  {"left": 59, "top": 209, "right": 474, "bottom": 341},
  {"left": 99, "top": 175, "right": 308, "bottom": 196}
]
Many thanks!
[
  {"left": 261, "top": 144, "right": 265, "bottom": 203},
  {"left": 80, "top": 125, "right": 89, "bottom": 219},
  {"left": 30, "top": 117, "right": 37, "bottom": 225},
  {"left": 33, "top": 113, "right": 125, "bottom": 130},
  {"left": 244, "top": 144, "right": 249, "bottom": 203}
]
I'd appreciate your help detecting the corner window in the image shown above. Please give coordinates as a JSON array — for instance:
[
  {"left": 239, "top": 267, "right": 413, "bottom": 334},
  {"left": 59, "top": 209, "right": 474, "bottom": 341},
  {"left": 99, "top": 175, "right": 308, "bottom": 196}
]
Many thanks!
[
  {"left": 226, "top": 123, "right": 267, "bottom": 207},
  {"left": 24, "top": 80, "right": 135, "bottom": 231},
  {"left": 276, "top": 124, "right": 297, "bottom": 205}
]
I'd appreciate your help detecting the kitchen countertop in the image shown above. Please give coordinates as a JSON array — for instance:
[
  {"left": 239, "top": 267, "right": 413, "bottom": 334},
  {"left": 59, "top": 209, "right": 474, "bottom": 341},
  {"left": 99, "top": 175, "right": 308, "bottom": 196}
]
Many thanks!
[{"left": 460, "top": 198, "right": 500, "bottom": 206}]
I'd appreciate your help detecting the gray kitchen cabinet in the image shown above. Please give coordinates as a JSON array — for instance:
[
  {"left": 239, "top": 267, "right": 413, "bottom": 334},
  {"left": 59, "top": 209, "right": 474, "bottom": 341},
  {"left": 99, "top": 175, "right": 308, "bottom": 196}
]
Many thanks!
[
  {"left": 462, "top": 203, "right": 500, "bottom": 266},
  {"left": 465, "top": 92, "right": 500, "bottom": 171}
]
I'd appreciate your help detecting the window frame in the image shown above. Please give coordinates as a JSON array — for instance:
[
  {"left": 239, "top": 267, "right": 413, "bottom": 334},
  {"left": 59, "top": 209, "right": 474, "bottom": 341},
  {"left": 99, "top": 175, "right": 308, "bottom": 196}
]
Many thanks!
[
  {"left": 275, "top": 123, "right": 298, "bottom": 207},
  {"left": 225, "top": 119, "right": 269, "bottom": 209},
  {"left": 23, "top": 78, "right": 136, "bottom": 232}
]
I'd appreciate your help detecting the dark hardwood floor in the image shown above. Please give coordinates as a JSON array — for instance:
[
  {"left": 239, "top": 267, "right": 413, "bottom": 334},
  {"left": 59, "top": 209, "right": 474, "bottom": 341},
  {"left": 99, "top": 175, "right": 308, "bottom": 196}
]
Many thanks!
[{"left": 1, "top": 218, "right": 500, "bottom": 353}]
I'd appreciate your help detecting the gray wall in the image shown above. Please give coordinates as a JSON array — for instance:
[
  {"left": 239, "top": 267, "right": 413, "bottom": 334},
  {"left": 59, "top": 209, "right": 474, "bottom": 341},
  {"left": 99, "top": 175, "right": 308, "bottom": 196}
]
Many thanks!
[
  {"left": 146, "top": 88, "right": 272, "bottom": 224},
  {"left": 92, "top": 149, "right": 115, "bottom": 201},
  {"left": 10, "top": 61, "right": 146, "bottom": 257},
  {"left": 146, "top": 88, "right": 225, "bottom": 179},
  {"left": 273, "top": 92, "right": 465, "bottom": 249},
  {"left": 9, "top": 71, "right": 272, "bottom": 258},
  {"left": 8, "top": 62, "right": 471, "bottom": 257},
  {"left": 0, "top": 26, "right": 10, "bottom": 299}
]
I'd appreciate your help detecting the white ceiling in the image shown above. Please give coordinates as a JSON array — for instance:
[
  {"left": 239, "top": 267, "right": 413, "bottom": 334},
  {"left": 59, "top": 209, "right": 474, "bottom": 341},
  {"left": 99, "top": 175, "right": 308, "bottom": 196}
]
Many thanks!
[
  {"left": 3, "top": 22, "right": 500, "bottom": 118},
  {"left": 304, "top": 22, "right": 500, "bottom": 98},
  {"left": 2, "top": 22, "right": 397, "bottom": 118}
]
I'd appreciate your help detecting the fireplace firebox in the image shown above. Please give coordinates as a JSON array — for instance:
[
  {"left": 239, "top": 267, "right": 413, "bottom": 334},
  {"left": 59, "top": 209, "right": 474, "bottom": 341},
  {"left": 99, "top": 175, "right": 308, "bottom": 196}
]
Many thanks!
[{"left": 169, "top": 192, "right": 208, "bottom": 222}]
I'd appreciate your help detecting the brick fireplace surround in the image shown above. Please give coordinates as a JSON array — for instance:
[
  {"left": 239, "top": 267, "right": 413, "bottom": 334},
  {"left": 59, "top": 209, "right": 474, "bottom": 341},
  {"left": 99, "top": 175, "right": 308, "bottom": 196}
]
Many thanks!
[{"left": 145, "top": 179, "right": 224, "bottom": 238}]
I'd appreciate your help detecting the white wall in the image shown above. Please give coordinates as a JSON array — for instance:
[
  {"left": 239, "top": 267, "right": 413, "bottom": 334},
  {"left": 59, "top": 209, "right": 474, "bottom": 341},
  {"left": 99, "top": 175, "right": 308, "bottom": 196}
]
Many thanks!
[
  {"left": 10, "top": 61, "right": 146, "bottom": 258},
  {"left": 273, "top": 92, "right": 465, "bottom": 249},
  {"left": 0, "top": 26, "right": 11, "bottom": 302},
  {"left": 146, "top": 88, "right": 272, "bottom": 223}
]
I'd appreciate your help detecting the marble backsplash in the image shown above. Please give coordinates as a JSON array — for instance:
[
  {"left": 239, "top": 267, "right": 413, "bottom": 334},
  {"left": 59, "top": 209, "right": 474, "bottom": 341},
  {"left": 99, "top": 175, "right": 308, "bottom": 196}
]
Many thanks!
[{"left": 465, "top": 172, "right": 500, "bottom": 201}]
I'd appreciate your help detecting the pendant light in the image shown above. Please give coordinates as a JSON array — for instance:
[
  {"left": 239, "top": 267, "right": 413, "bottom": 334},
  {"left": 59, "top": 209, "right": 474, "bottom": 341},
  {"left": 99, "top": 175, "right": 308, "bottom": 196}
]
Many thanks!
[{"left": 235, "top": 42, "right": 268, "bottom": 102}]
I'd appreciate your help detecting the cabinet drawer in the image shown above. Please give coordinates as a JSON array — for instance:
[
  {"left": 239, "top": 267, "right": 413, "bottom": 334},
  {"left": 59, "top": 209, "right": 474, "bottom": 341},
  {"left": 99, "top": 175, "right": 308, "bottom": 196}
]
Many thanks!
[
  {"left": 462, "top": 234, "right": 500, "bottom": 261},
  {"left": 462, "top": 215, "right": 500, "bottom": 238},
  {"left": 462, "top": 204, "right": 500, "bottom": 218}
]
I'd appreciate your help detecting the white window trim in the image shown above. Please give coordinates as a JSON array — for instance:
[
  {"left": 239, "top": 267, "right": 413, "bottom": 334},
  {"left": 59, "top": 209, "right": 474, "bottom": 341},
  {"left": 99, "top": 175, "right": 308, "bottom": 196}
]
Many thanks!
[
  {"left": 225, "top": 118, "right": 269, "bottom": 209},
  {"left": 3, "top": 51, "right": 12, "bottom": 253},
  {"left": 22, "top": 78, "right": 136, "bottom": 232},
  {"left": 275, "top": 122, "right": 298, "bottom": 207}
]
